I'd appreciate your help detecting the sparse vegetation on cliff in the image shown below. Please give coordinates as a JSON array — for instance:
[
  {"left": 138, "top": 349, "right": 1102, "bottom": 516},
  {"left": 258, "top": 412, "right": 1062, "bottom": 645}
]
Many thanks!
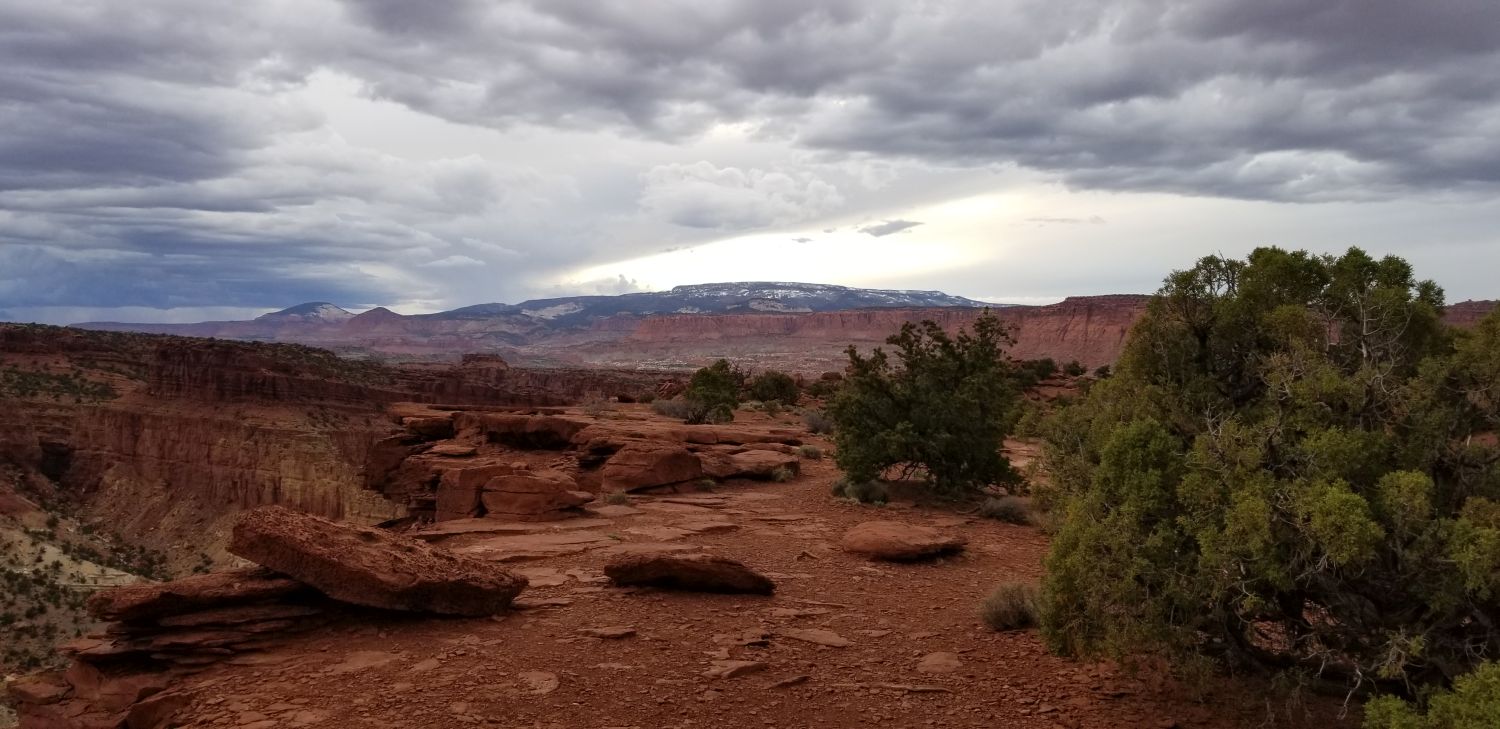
[{"left": 0, "top": 365, "right": 118, "bottom": 402}]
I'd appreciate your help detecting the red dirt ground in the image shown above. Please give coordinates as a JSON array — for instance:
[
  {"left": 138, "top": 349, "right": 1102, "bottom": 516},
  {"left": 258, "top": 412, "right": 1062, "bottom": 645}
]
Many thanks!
[{"left": 153, "top": 451, "right": 1356, "bottom": 729}]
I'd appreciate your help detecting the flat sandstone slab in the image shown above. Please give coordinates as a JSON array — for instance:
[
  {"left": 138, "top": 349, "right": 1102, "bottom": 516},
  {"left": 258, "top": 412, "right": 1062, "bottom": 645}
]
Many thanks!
[{"left": 231, "top": 505, "right": 527, "bottom": 616}]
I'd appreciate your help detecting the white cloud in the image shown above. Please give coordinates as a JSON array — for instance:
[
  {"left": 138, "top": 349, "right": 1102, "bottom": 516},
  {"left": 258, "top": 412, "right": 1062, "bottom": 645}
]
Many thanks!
[
  {"left": 639, "top": 161, "right": 844, "bottom": 230},
  {"left": 421, "top": 255, "right": 485, "bottom": 268}
]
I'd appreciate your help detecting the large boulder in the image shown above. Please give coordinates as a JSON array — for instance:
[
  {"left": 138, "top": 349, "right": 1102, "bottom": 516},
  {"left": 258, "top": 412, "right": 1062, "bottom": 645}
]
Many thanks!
[
  {"left": 604, "top": 553, "right": 774, "bottom": 594},
  {"left": 435, "top": 462, "right": 517, "bottom": 521},
  {"left": 480, "top": 469, "right": 594, "bottom": 520},
  {"left": 700, "top": 449, "right": 800, "bottom": 480},
  {"left": 840, "top": 521, "right": 967, "bottom": 561},
  {"left": 85, "top": 568, "right": 310, "bottom": 623},
  {"left": 601, "top": 443, "right": 703, "bottom": 492},
  {"left": 230, "top": 505, "right": 527, "bottom": 615}
]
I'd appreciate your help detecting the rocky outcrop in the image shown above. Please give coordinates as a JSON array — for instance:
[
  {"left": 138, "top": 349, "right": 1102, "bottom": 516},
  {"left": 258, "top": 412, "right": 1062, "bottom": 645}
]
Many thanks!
[
  {"left": 84, "top": 568, "right": 309, "bottom": 623},
  {"left": 1443, "top": 299, "right": 1498, "bottom": 328},
  {"left": 230, "top": 505, "right": 528, "bottom": 615},
  {"left": 841, "top": 521, "right": 967, "bottom": 561},
  {"left": 456, "top": 412, "right": 589, "bottom": 449},
  {"left": 479, "top": 468, "right": 594, "bottom": 521},
  {"left": 604, "top": 553, "right": 775, "bottom": 594},
  {"left": 699, "top": 450, "right": 799, "bottom": 480},
  {"left": 601, "top": 443, "right": 704, "bottom": 492},
  {"left": 14, "top": 504, "right": 534, "bottom": 728}
]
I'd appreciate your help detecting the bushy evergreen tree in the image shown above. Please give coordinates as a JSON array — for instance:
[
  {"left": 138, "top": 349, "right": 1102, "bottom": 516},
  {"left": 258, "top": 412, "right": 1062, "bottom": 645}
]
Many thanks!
[
  {"left": 1040, "top": 247, "right": 1500, "bottom": 705},
  {"left": 683, "top": 359, "right": 744, "bottom": 424},
  {"left": 828, "top": 311, "right": 1021, "bottom": 495},
  {"left": 747, "top": 370, "right": 800, "bottom": 405}
]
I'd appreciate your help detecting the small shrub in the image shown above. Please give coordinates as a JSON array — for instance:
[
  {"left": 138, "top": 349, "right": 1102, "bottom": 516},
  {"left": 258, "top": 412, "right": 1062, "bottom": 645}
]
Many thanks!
[
  {"left": 603, "top": 491, "right": 630, "bottom": 506},
  {"left": 762, "top": 400, "right": 783, "bottom": 417},
  {"left": 684, "top": 359, "right": 744, "bottom": 424},
  {"left": 978, "top": 496, "right": 1031, "bottom": 525},
  {"left": 802, "top": 410, "right": 834, "bottom": 435},
  {"left": 798, "top": 445, "right": 823, "bottom": 460},
  {"left": 804, "top": 378, "right": 840, "bottom": 399},
  {"left": 832, "top": 479, "right": 888, "bottom": 504},
  {"left": 637, "top": 393, "right": 657, "bottom": 404},
  {"left": 980, "top": 582, "right": 1039, "bottom": 631},
  {"left": 651, "top": 397, "right": 693, "bottom": 420},
  {"left": 1061, "top": 360, "right": 1087, "bottom": 377},
  {"left": 581, "top": 391, "right": 613, "bottom": 418},
  {"left": 695, "top": 478, "right": 717, "bottom": 492},
  {"left": 770, "top": 466, "right": 795, "bottom": 483},
  {"left": 748, "top": 370, "right": 800, "bottom": 405}
]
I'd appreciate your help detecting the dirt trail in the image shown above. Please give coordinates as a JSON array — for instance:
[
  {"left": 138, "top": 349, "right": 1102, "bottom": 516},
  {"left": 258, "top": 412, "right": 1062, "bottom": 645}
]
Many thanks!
[{"left": 155, "top": 457, "right": 1351, "bottom": 729}]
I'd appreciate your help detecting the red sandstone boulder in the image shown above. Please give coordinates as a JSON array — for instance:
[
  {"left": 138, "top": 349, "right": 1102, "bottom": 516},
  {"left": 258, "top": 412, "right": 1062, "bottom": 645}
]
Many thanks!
[
  {"left": 601, "top": 443, "right": 703, "bottom": 492},
  {"left": 840, "top": 521, "right": 966, "bottom": 561},
  {"left": 480, "top": 469, "right": 594, "bottom": 520},
  {"left": 700, "top": 449, "right": 800, "bottom": 480},
  {"left": 85, "top": 568, "right": 309, "bottom": 623},
  {"left": 229, "top": 505, "right": 527, "bottom": 615},
  {"left": 435, "top": 462, "right": 517, "bottom": 521},
  {"left": 604, "top": 553, "right": 774, "bottom": 594}
]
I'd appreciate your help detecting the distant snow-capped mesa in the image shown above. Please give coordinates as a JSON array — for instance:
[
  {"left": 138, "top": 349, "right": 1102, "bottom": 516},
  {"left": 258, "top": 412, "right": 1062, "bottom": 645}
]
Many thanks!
[
  {"left": 253, "top": 302, "right": 355, "bottom": 324},
  {"left": 70, "top": 281, "right": 1021, "bottom": 362},
  {"left": 77, "top": 282, "right": 998, "bottom": 333},
  {"left": 431, "top": 282, "right": 997, "bottom": 323}
]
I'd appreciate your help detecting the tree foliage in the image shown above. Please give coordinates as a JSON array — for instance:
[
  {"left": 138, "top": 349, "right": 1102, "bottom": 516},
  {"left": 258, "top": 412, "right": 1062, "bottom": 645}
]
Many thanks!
[
  {"left": 828, "top": 311, "right": 1021, "bottom": 495},
  {"left": 683, "top": 359, "right": 744, "bottom": 424},
  {"left": 1365, "top": 662, "right": 1500, "bottom": 729},
  {"left": 1039, "top": 247, "right": 1500, "bottom": 700},
  {"left": 748, "top": 370, "right": 800, "bottom": 405}
]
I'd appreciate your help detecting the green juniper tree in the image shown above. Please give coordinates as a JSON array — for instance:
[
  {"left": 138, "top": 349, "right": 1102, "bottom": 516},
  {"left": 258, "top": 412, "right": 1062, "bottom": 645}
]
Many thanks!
[
  {"left": 1039, "top": 247, "right": 1500, "bottom": 713},
  {"left": 682, "top": 359, "right": 745, "bottom": 424},
  {"left": 828, "top": 311, "right": 1022, "bottom": 496}
]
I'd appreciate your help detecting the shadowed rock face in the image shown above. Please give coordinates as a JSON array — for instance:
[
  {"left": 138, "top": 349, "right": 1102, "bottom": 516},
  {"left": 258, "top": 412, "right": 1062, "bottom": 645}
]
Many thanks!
[
  {"left": 84, "top": 568, "right": 311, "bottom": 623},
  {"left": 229, "top": 505, "right": 528, "bottom": 616},
  {"left": 603, "top": 553, "right": 775, "bottom": 595}
]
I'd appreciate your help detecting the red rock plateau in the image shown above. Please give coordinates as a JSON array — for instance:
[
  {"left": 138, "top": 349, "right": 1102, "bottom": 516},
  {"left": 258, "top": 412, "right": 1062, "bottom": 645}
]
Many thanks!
[
  {"left": 77, "top": 295, "right": 1151, "bottom": 371},
  {"left": 0, "top": 324, "right": 682, "bottom": 573},
  {"left": 5, "top": 293, "right": 1493, "bottom": 727},
  {"left": 77, "top": 292, "right": 1498, "bottom": 373},
  {"left": 8, "top": 397, "right": 1356, "bottom": 728}
]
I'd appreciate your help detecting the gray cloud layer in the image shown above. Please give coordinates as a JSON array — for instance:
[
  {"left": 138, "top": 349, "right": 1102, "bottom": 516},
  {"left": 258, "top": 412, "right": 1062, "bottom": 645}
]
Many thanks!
[{"left": 2, "top": 0, "right": 1499, "bottom": 316}]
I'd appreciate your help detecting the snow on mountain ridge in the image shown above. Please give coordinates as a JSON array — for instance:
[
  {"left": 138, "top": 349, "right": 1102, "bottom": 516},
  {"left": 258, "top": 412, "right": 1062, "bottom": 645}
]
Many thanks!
[{"left": 256, "top": 302, "right": 354, "bottom": 322}]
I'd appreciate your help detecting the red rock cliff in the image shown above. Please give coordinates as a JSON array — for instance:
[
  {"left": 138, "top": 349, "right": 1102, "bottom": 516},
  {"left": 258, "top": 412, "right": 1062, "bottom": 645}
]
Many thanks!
[{"left": 621, "top": 295, "right": 1151, "bottom": 369}]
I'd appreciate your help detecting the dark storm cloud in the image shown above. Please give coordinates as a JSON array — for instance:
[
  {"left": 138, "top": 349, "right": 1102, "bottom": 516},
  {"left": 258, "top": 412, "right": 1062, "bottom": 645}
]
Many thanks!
[
  {"left": 322, "top": 0, "right": 1500, "bottom": 200},
  {"left": 2, "top": 0, "right": 1499, "bottom": 315},
  {"left": 857, "top": 220, "right": 922, "bottom": 237},
  {"left": 0, "top": 244, "right": 386, "bottom": 310}
]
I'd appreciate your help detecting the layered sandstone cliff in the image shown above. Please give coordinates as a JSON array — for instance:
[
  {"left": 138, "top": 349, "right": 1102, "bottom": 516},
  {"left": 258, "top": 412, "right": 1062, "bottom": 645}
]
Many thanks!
[{"left": 593, "top": 295, "right": 1150, "bottom": 370}]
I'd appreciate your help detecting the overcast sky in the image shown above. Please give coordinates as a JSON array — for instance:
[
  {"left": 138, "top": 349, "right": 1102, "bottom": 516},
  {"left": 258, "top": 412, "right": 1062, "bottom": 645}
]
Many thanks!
[{"left": 3, "top": 0, "right": 1499, "bottom": 324}]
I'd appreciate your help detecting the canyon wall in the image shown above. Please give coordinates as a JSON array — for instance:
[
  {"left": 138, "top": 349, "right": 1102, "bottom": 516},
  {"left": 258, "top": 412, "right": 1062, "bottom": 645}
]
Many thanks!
[
  {"left": 608, "top": 295, "right": 1151, "bottom": 370},
  {"left": 0, "top": 325, "right": 685, "bottom": 572}
]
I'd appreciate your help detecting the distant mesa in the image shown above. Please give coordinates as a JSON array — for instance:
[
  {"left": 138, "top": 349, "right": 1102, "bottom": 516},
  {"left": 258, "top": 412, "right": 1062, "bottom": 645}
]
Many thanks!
[
  {"left": 67, "top": 283, "right": 1496, "bottom": 372},
  {"left": 255, "top": 302, "right": 354, "bottom": 323}
]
